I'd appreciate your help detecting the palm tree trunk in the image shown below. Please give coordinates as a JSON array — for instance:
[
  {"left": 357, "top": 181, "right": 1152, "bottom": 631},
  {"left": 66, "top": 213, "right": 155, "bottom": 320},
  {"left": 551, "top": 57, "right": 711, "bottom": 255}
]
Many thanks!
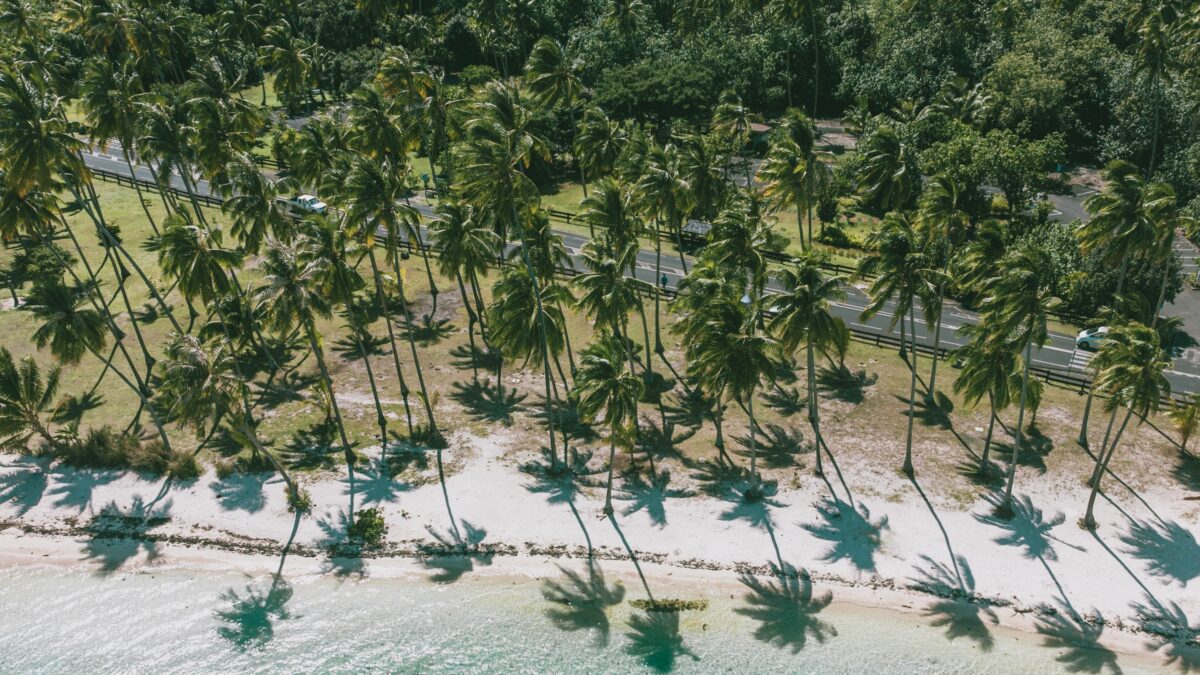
[
  {"left": 456, "top": 270, "right": 480, "bottom": 380},
  {"left": 1152, "top": 251, "right": 1172, "bottom": 330},
  {"left": 653, "top": 221, "right": 664, "bottom": 354},
  {"left": 367, "top": 248, "right": 414, "bottom": 436},
  {"left": 748, "top": 390, "right": 760, "bottom": 494},
  {"left": 1147, "top": 70, "right": 1161, "bottom": 178},
  {"left": 807, "top": 341, "right": 824, "bottom": 476},
  {"left": 240, "top": 418, "right": 301, "bottom": 504},
  {"left": 107, "top": 256, "right": 156, "bottom": 373},
  {"left": 388, "top": 236, "right": 443, "bottom": 446},
  {"left": 1084, "top": 408, "right": 1134, "bottom": 528},
  {"left": 903, "top": 306, "right": 918, "bottom": 477},
  {"left": 898, "top": 308, "right": 907, "bottom": 361},
  {"left": 999, "top": 330, "right": 1034, "bottom": 517},
  {"left": 795, "top": 204, "right": 806, "bottom": 251},
  {"left": 670, "top": 207, "right": 688, "bottom": 275},
  {"left": 810, "top": 5, "right": 820, "bottom": 118},
  {"left": 85, "top": 345, "right": 172, "bottom": 454},
  {"left": 1080, "top": 256, "right": 1131, "bottom": 446},
  {"left": 714, "top": 400, "right": 730, "bottom": 465},
  {"left": 926, "top": 282, "right": 945, "bottom": 403},
  {"left": 303, "top": 317, "right": 356, "bottom": 468},
  {"left": 554, "top": 297, "right": 577, "bottom": 376},
  {"left": 515, "top": 233, "right": 561, "bottom": 467},
  {"left": 120, "top": 144, "right": 160, "bottom": 236},
  {"left": 603, "top": 425, "right": 617, "bottom": 516},
  {"left": 349, "top": 312, "right": 389, "bottom": 451},
  {"left": 981, "top": 394, "right": 996, "bottom": 471}
]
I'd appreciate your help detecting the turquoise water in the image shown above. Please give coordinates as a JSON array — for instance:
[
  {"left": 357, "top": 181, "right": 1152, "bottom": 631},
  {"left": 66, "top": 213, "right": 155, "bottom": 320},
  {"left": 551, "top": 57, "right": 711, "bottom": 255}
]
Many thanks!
[{"left": 0, "top": 563, "right": 1162, "bottom": 673}]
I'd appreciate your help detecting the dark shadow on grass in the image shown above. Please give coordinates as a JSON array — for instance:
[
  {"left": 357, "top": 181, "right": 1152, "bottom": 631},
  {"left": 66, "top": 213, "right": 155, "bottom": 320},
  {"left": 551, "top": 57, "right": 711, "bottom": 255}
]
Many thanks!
[
  {"left": 281, "top": 420, "right": 342, "bottom": 471},
  {"left": 616, "top": 469, "right": 694, "bottom": 528},
  {"left": 732, "top": 423, "right": 808, "bottom": 469},
  {"left": 634, "top": 419, "right": 692, "bottom": 469},
  {"left": 82, "top": 496, "right": 171, "bottom": 574},
  {"left": 800, "top": 497, "right": 888, "bottom": 573},
  {"left": 450, "top": 380, "right": 526, "bottom": 425},
  {"left": 331, "top": 330, "right": 388, "bottom": 360},
  {"left": 816, "top": 364, "right": 876, "bottom": 404},
  {"left": 908, "top": 554, "right": 997, "bottom": 651},
  {"left": 1118, "top": 518, "right": 1200, "bottom": 588},
  {"left": 255, "top": 369, "right": 322, "bottom": 410},
  {"left": 624, "top": 610, "right": 699, "bottom": 672},
  {"left": 988, "top": 428, "right": 1055, "bottom": 474},
  {"left": 761, "top": 385, "right": 806, "bottom": 416},
  {"left": 420, "top": 520, "right": 492, "bottom": 584},
  {"left": 215, "top": 576, "right": 296, "bottom": 650},
  {"left": 685, "top": 457, "right": 748, "bottom": 500},
  {"left": 449, "top": 343, "right": 502, "bottom": 372},
  {"left": 0, "top": 457, "right": 48, "bottom": 516},
  {"left": 639, "top": 370, "right": 675, "bottom": 406},
  {"left": 736, "top": 561, "right": 837, "bottom": 654},
  {"left": 1035, "top": 601, "right": 1121, "bottom": 674},
  {"left": 542, "top": 560, "right": 626, "bottom": 648},
  {"left": 400, "top": 315, "right": 456, "bottom": 345},
  {"left": 532, "top": 393, "right": 599, "bottom": 443},
  {"left": 661, "top": 389, "right": 710, "bottom": 430},
  {"left": 51, "top": 391, "right": 104, "bottom": 424}
]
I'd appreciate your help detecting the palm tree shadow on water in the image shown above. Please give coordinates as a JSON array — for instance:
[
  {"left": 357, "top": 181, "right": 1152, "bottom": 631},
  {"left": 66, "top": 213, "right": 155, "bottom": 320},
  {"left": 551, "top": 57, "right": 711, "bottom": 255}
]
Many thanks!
[
  {"left": 216, "top": 510, "right": 304, "bottom": 650},
  {"left": 624, "top": 609, "right": 700, "bottom": 673},
  {"left": 541, "top": 560, "right": 627, "bottom": 648},
  {"left": 907, "top": 554, "right": 998, "bottom": 652},
  {"left": 1033, "top": 601, "right": 1122, "bottom": 675},
  {"left": 735, "top": 561, "right": 837, "bottom": 655}
]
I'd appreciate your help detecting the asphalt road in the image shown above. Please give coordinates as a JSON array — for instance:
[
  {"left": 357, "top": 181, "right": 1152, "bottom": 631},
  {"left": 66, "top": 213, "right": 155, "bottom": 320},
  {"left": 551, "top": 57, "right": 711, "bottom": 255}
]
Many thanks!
[{"left": 79, "top": 146, "right": 1200, "bottom": 396}]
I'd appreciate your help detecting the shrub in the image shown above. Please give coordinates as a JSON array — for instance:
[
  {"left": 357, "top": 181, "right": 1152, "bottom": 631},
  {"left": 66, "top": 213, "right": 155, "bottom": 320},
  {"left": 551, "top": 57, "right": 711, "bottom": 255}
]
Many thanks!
[
  {"left": 166, "top": 452, "right": 202, "bottom": 481},
  {"left": 213, "top": 458, "right": 236, "bottom": 480},
  {"left": 817, "top": 224, "right": 855, "bottom": 249},
  {"left": 347, "top": 508, "right": 388, "bottom": 548},
  {"left": 286, "top": 486, "right": 313, "bottom": 514}
]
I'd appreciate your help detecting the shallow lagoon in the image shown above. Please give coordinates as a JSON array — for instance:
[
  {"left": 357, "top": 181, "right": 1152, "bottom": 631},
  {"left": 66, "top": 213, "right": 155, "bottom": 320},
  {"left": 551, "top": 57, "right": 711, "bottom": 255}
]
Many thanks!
[{"left": 0, "top": 562, "right": 1166, "bottom": 673}]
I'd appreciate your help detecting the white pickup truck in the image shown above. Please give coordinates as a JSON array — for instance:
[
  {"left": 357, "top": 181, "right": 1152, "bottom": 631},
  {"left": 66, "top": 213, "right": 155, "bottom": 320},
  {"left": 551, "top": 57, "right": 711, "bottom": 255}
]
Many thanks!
[{"left": 284, "top": 194, "right": 328, "bottom": 215}]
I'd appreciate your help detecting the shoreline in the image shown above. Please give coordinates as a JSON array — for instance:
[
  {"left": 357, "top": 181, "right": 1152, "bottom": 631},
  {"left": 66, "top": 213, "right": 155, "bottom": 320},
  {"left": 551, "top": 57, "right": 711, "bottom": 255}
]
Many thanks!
[{"left": 0, "top": 520, "right": 1172, "bottom": 667}]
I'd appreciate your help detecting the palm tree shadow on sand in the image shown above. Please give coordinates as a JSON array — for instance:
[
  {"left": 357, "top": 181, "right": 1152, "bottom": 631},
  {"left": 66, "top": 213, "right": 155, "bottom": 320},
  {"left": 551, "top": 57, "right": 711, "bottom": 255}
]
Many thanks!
[
  {"left": 735, "top": 561, "right": 837, "bottom": 654},
  {"left": 624, "top": 610, "right": 699, "bottom": 672},
  {"left": 907, "top": 554, "right": 998, "bottom": 651},
  {"left": 419, "top": 520, "right": 492, "bottom": 584},
  {"left": 82, "top": 496, "right": 172, "bottom": 574},
  {"left": 800, "top": 497, "right": 889, "bottom": 574},
  {"left": 1118, "top": 517, "right": 1200, "bottom": 588},
  {"left": 541, "top": 560, "right": 626, "bottom": 648},
  {"left": 616, "top": 469, "right": 694, "bottom": 528}
]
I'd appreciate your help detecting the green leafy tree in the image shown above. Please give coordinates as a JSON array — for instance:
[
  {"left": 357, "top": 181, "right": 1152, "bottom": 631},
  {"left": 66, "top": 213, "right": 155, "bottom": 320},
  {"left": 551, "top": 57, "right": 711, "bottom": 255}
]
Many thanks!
[{"left": 575, "top": 333, "right": 644, "bottom": 516}]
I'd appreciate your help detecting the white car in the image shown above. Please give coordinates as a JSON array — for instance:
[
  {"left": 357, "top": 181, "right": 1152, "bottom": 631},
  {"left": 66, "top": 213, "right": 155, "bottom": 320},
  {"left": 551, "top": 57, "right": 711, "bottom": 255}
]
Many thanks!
[
  {"left": 287, "top": 194, "right": 328, "bottom": 215},
  {"left": 1076, "top": 326, "right": 1109, "bottom": 351}
]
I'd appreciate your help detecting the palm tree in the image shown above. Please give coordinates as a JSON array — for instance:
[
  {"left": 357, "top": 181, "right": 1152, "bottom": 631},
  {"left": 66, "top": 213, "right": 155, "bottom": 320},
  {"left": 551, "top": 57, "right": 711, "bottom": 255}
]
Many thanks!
[
  {"left": 1076, "top": 160, "right": 1162, "bottom": 447},
  {"left": 859, "top": 211, "right": 931, "bottom": 476},
  {"left": 222, "top": 156, "right": 293, "bottom": 255},
  {"left": 217, "top": 0, "right": 269, "bottom": 103},
  {"left": 150, "top": 213, "right": 243, "bottom": 314},
  {"left": 676, "top": 132, "right": 727, "bottom": 222},
  {"left": 635, "top": 144, "right": 693, "bottom": 356},
  {"left": 289, "top": 114, "right": 350, "bottom": 192},
  {"left": 157, "top": 333, "right": 302, "bottom": 504},
  {"left": 456, "top": 79, "right": 563, "bottom": 467},
  {"left": 772, "top": 0, "right": 820, "bottom": 113},
  {"left": 977, "top": 244, "right": 1060, "bottom": 518},
  {"left": 857, "top": 124, "right": 919, "bottom": 213},
  {"left": 1167, "top": 394, "right": 1200, "bottom": 452},
  {"left": 575, "top": 107, "right": 625, "bottom": 194},
  {"left": 711, "top": 90, "right": 761, "bottom": 186},
  {"left": 758, "top": 109, "right": 826, "bottom": 249},
  {"left": 953, "top": 326, "right": 1020, "bottom": 475},
  {"left": 1125, "top": 0, "right": 1179, "bottom": 177},
  {"left": 258, "top": 21, "right": 314, "bottom": 109},
  {"left": 574, "top": 239, "right": 652, "bottom": 374},
  {"left": 1082, "top": 323, "right": 1170, "bottom": 528},
  {"left": 341, "top": 155, "right": 441, "bottom": 444},
  {"left": 691, "top": 297, "right": 776, "bottom": 498},
  {"left": 254, "top": 239, "right": 356, "bottom": 468},
  {"left": 24, "top": 281, "right": 173, "bottom": 452},
  {"left": 575, "top": 333, "right": 644, "bottom": 516},
  {"left": 430, "top": 200, "right": 501, "bottom": 381},
  {"left": 524, "top": 36, "right": 586, "bottom": 193},
  {"left": 769, "top": 253, "right": 848, "bottom": 477},
  {"left": 79, "top": 58, "right": 159, "bottom": 234},
  {"left": 0, "top": 347, "right": 60, "bottom": 451},
  {"left": 916, "top": 174, "right": 971, "bottom": 402}
]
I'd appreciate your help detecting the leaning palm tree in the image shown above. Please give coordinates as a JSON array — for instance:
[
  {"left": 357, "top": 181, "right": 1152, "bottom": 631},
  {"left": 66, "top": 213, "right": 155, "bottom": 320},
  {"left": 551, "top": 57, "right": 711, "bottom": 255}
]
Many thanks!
[
  {"left": 149, "top": 212, "right": 243, "bottom": 328},
  {"left": 769, "top": 253, "right": 848, "bottom": 477},
  {"left": 254, "top": 239, "right": 356, "bottom": 468},
  {"left": 0, "top": 347, "right": 60, "bottom": 451},
  {"left": 258, "top": 20, "right": 314, "bottom": 108},
  {"left": 860, "top": 211, "right": 931, "bottom": 476},
  {"left": 574, "top": 238, "right": 652, "bottom": 374},
  {"left": 711, "top": 90, "right": 761, "bottom": 186},
  {"left": 575, "top": 333, "right": 644, "bottom": 516},
  {"left": 1082, "top": 323, "right": 1170, "bottom": 528},
  {"left": 24, "top": 281, "right": 173, "bottom": 452},
  {"left": 634, "top": 144, "right": 693, "bottom": 355},
  {"left": 916, "top": 174, "right": 971, "bottom": 402},
  {"left": 758, "top": 108, "right": 826, "bottom": 248},
  {"left": 1076, "top": 160, "right": 1162, "bottom": 447},
  {"left": 977, "top": 244, "right": 1060, "bottom": 518}
]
